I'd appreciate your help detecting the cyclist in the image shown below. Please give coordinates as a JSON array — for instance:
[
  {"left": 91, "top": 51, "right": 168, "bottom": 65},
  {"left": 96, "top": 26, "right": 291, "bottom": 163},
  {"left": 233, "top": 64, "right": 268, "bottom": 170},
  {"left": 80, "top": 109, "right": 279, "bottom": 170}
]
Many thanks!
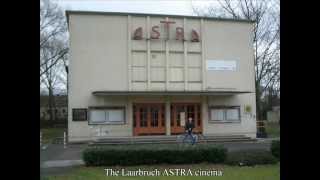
[{"left": 184, "top": 117, "right": 196, "bottom": 145}]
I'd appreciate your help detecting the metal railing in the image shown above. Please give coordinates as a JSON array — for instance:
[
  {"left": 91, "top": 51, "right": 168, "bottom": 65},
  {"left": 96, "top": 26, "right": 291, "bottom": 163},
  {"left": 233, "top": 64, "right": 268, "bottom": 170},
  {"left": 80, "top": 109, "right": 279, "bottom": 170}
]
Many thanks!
[
  {"left": 40, "top": 131, "right": 68, "bottom": 149},
  {"left": 256, "top": 120, "right": 266, "bottom": 128}
]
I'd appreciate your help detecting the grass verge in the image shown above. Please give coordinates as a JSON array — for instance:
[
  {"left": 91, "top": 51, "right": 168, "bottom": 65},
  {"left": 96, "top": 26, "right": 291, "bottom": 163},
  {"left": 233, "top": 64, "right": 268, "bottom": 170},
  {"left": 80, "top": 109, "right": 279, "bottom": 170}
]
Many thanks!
[
  {"left": 41, "top": 163, "right": 279, "bottom": 180},
  {"left": 41, "top": 128, "right": 66, "bottom": 144}
]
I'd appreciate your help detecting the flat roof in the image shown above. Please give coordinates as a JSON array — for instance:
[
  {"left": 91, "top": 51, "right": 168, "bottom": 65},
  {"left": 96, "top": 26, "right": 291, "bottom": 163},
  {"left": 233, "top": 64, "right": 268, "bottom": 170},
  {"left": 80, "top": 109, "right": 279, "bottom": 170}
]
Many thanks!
[
  {"left": 65, "top": 10, "right": 255, "bottom": 24},
  {"left": 92, "top": 91, "right": 252, "bottom": 96}
]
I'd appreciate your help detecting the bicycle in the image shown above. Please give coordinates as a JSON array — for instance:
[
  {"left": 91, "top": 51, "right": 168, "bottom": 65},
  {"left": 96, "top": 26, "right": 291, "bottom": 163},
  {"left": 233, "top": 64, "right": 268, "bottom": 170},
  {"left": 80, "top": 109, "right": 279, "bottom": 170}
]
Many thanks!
[{"left": 177, "top": 130, "right": 198, "bottom": 145}]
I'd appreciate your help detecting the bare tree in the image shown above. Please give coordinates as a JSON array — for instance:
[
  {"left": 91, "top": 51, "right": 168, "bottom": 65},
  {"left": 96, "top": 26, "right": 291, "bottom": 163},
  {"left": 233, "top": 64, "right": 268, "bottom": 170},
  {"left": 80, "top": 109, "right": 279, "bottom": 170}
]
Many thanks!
[
  {"left": 40, "top": 0, "right": 68, "bottom": 77},
  {"left": 40, "top": 0, "right": 69, "bottom": 121},
  {"left": 41, "top": 43, "right": 66, "bottom": 121},
  {"left": 193, "top": 0, "right": 280, "bottom": 120}
]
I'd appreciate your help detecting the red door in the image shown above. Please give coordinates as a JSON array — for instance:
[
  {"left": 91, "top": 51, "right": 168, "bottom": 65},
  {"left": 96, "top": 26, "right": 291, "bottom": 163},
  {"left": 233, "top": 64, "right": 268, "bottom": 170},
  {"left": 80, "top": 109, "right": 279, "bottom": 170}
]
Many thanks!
[
  {"left": 171, "top": 103, "right": 202, "bottom": 135},
  {"left": 133, "top": 103, "right": 166, "bottom": 136}
]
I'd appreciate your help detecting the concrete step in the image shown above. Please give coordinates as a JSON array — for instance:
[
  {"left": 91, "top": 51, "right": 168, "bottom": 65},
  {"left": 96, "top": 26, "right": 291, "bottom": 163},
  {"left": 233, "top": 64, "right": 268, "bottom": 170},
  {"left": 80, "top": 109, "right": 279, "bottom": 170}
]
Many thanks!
[
  {"left": 94, "top": 135, "right": 247, "bottom": 141},
  {"left": 93, "top": 137, "right": 251, "bottom": 143},
  {"left": 90, "top": 139, "right": 254, "bottom": 146},
  {"left": 89, "top": 135, "right": 255, "bottom": 145}
]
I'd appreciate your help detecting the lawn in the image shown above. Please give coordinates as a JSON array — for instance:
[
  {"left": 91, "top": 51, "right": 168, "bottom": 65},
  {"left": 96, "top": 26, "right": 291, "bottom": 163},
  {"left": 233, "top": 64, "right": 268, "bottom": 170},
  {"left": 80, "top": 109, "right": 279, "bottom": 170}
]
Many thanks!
[
  {"left": 41, "top": 128, "right": 66, "bottom": 144},
  {"left": 265, "top": 122, "right": 280, "bottom": 138},
  {"left": 41, "top": 163, "right": 279, "bottom": 180}
]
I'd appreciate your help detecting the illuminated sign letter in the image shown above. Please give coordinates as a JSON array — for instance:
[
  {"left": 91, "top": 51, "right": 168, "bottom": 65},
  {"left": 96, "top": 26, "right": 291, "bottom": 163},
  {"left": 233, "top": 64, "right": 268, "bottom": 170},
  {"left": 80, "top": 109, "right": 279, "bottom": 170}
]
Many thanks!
[
  {"left": 176, "top": 27, "right": 184, "bottom": 40},
  {"left": 151, "top": 26, "right": 160, "bottom": 39},
  {"left": 191, "top": 29, "right": 200, "bottom": 42},
  {"left": 133, "top": 27, "right": 143, "bottom": 40},
  {"left": 160, "top": 18, "right": 176, "bottom": 40}
]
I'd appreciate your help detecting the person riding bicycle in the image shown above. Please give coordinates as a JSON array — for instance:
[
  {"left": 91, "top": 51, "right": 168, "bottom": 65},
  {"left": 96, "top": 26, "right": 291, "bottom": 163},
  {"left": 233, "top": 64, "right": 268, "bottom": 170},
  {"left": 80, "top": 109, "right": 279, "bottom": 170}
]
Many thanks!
[{"left": 184, "top": 117, "right": 195, "bottom": 145}]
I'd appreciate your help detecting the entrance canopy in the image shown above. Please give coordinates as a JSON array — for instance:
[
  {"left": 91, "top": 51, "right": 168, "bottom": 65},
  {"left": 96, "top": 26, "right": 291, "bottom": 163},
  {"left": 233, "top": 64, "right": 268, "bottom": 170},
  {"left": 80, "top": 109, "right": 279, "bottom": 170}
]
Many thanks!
[{"left": 92, "top": 91, "right": 252, "bottom": 96}]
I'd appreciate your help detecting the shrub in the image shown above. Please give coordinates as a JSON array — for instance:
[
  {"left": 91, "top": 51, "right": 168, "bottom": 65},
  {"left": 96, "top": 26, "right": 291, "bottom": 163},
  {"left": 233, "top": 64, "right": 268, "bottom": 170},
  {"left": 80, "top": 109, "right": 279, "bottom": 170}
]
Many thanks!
[
  {"left": 82, "top": 145, "right": 227, "bottom": 166},
  {"left": 225, "top": 150, "right": 278, "bottom": 166},
  {"left": 271, "top": 140, "right": 280, "bottom": 159}
]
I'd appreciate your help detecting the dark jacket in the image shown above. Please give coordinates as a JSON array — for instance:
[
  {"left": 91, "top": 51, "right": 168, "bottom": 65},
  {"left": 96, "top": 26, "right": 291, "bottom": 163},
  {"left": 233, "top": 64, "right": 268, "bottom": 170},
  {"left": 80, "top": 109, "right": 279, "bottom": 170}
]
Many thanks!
[{"left": 185, "top": 120, "right": 195, "bottom": 131}]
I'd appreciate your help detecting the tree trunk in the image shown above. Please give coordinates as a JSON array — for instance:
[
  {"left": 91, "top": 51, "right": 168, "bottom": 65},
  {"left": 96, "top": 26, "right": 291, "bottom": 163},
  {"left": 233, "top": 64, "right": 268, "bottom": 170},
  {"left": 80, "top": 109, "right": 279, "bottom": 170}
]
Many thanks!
[
  {"left": 48, "top": 87, "right": 54, "bottom": 121},
  {"left": 255, "top": 84, "right": 262, "bottom": 121}
]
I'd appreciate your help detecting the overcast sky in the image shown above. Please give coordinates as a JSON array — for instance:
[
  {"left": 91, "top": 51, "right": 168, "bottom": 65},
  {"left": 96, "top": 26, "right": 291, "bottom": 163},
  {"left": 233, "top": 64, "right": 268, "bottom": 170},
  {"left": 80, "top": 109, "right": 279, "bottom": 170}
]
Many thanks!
[{"left": 54, "top": 0, "right": 219, "bottom": 16}]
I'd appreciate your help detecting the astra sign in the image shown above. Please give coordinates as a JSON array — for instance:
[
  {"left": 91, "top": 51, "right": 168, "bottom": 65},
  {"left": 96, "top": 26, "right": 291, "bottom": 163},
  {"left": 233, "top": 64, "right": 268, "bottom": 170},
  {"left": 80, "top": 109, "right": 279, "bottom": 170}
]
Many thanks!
[{"left": 133, "top": 18, "right": 200, "bottom": 42}]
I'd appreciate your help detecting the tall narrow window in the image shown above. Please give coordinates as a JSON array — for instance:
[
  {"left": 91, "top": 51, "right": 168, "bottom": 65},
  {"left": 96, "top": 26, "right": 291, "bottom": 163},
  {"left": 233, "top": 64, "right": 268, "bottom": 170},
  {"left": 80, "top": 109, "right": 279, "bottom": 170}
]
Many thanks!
[
  {"left": 197, "top": 105, "right": 201, "bottom": 126},
  {"left": 133, "top": 106, "right": 136, "bottom": 127},
  {"left": 187, "top": 105, "right": 195, "bottom": 123},
  {"left": 171, "top": 105, "right": 174, "bottom": 126},
  {"left": 150, "top": 107, "right": 159, "bottom": 127},
  {"left": 140, "top": 107, "right": 148, "bottom": 127},
  {"left": 161, "top": 105, "right": 165, "bottom": 127},
  {"left": 176, "top": 106, "right": 185, "bottom": 126}
]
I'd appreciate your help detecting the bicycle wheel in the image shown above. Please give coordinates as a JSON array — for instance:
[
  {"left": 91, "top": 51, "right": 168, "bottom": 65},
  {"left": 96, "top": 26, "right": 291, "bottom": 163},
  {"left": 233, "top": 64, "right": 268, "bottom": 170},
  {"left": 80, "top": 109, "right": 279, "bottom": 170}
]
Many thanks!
[{"left": 183, "top": 134, "right": 194, "bottom": 145}]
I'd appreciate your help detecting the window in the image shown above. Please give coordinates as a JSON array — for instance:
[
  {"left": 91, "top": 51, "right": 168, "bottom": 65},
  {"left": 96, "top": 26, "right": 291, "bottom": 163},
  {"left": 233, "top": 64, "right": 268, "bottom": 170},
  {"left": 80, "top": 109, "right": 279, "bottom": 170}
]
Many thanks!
[
  {"left": 108, "top": 109, "right": 124, "bottom": 122},
  {"left": 140, "top": 107, "right": 148, "bottom": 127},
  {"left": 90, "top": 110, "right": 105, "bottom": 123},
  {"left": 209, "top": 106, "right": 240, "bottom": 123},
  {"left": 226, "top": 108, "right": 239, "bottom": 121},
  {"left": 150, "top": 107, "right": 159, "bottom": 127},
  {"left": 211, "top": 109, "right": 224, "bottom": 121},
  {"left": 89, "top": 107, "right": 125, "bottom": 125}
]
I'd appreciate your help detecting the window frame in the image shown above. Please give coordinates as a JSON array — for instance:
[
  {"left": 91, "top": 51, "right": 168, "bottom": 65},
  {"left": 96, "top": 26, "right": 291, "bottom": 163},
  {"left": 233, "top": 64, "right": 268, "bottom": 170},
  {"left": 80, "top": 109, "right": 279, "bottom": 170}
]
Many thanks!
[
  {"left": 88, "top": 106, "right": 126, "bottom": 125},
  {"left": 208, "top": 106, "right": 241, "bottom": 123}
]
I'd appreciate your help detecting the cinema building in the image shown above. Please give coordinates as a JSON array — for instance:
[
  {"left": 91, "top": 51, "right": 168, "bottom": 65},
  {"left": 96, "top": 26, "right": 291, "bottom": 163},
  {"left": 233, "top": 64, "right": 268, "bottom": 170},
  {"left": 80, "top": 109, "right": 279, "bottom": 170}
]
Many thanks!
[{"left": 66, "top": 11, "right": 257, "bottom": 142}]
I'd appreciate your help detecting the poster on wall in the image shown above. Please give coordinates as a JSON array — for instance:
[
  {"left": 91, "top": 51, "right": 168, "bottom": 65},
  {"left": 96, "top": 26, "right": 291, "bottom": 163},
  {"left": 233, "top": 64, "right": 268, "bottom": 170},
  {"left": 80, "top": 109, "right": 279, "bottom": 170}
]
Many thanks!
[
  {"left": 206, "top": 60, "right": 237, "bottom": 71},
  {"left": 180, "top": 112, "right": 186, "bottom": 126}
]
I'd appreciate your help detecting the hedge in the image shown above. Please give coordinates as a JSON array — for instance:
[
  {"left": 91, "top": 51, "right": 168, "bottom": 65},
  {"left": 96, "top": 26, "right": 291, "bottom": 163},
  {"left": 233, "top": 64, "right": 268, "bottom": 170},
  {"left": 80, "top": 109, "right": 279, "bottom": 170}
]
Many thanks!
[
  {"left": 225, "top": 150, "right": 278, "bottom": 166},
  {"left": 82, "top": 145, "right": 227, "bottom": 166},
  {"left": 271, "top": 140, "right": 280, "bottom": 159}
]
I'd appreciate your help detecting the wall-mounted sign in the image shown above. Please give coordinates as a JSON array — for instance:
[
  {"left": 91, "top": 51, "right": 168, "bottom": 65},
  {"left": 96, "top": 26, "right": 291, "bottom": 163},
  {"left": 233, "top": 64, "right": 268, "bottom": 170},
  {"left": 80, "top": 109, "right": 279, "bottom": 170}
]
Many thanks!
[
  {"left": 206, "top": 60, "right": 237, "bottom": 71},
  {"left": 133, "top": 17, "right": 200, "bottom": 42},
  {"left": 72, "top": 108, "right": 87, "bottom": 121},
  {"left": 244, "top": 105, "right": 252, "bottom": 113}
]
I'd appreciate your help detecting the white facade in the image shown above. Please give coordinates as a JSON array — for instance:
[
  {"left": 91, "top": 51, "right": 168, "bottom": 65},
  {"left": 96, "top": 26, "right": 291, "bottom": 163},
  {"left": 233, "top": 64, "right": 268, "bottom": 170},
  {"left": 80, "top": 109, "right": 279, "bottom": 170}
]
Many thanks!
[{"left": 67, "top": 11, "right": 256, "bottom": 142}]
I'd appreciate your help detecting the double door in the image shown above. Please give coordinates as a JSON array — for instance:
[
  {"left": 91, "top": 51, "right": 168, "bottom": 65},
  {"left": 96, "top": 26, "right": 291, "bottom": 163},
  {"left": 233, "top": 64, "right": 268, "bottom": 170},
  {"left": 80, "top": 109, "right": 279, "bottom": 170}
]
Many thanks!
[
  {"left": 133, "top": 103, "right": 202, "bottom": 136},
  {"left": 133, "top": 103, "right": 166, "bottom": 136},
  {"left": 171, "top": 103, "right": 202, "bottom": 135}
]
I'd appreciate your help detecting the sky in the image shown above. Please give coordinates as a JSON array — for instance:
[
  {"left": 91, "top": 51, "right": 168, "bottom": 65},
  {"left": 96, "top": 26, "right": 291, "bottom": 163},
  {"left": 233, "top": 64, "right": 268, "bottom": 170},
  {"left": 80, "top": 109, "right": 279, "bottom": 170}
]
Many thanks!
[{"left": 54, "top": 0, "right": 219, "bottom": 16}]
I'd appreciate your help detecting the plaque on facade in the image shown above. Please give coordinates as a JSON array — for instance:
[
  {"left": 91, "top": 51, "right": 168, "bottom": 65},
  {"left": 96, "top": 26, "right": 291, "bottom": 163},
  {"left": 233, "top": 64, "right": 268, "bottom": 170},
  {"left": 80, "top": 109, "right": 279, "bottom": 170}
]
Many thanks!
[
  {"left": 72, "top": 108, "right": 87, "bottom": 121},
  {"left": 206, "top": 60, "right": 237, "bottom": 71}
]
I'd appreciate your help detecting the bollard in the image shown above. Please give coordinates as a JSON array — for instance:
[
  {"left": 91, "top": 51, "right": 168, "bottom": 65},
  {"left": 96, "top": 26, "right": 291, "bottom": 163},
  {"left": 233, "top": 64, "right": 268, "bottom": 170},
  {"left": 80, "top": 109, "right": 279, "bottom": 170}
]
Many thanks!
[
  {"left": 63, "top": 131, "right": 67, "bottom": 148},
  {"left": 40, "top": 131, "right": 42, "bottom": 148}
]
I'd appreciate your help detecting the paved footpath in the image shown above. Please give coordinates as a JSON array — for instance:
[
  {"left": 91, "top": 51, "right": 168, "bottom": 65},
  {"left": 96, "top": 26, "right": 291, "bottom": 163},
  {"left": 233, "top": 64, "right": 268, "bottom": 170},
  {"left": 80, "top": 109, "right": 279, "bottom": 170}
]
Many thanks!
[
  {"left": 40, "top": 143, "right": 87, "bottom": 177},
  {"left": 40, "top": 138, "right": 278, "bottom": 177}
]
